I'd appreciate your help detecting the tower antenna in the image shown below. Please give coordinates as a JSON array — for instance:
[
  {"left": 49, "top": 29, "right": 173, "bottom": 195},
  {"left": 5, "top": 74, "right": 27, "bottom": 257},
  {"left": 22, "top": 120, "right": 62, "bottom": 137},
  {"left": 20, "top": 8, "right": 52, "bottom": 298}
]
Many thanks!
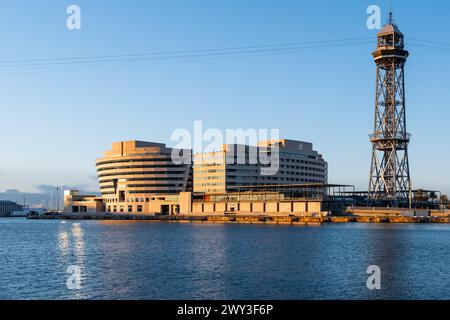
[{"left": 388, "top": 0, "right": 394, "bottom": 24}]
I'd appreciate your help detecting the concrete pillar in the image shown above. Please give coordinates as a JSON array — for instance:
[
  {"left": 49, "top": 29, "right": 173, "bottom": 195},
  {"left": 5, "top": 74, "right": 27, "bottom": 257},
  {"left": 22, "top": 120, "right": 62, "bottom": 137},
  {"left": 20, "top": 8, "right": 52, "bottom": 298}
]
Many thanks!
[{"left": 179, "top": 192, "right": 192, "bottom": 214}]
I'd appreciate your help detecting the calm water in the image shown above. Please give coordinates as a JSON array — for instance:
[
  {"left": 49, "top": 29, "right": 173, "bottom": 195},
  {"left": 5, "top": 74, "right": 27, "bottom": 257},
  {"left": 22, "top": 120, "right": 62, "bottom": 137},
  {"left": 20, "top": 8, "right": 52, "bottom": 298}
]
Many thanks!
[{"left": 0, "top": 218, "right": 449, "bottom": 300}]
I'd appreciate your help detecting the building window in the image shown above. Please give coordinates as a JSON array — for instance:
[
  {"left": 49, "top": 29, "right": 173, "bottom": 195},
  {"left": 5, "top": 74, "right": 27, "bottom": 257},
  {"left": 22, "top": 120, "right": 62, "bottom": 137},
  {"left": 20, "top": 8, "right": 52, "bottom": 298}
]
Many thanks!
[
  {"left": 128, "top": 205, "right": 132, "bottom": 213},
  {"left": 137, "top": 205, "right": 143, "bottom": 213}
]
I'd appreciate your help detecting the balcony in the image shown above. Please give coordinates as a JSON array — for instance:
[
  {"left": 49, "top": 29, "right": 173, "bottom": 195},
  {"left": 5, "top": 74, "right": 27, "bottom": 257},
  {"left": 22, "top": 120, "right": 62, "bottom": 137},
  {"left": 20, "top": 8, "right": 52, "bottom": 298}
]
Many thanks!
[{"left": 369, "top": 132, "right": 411, "bottom": 142}]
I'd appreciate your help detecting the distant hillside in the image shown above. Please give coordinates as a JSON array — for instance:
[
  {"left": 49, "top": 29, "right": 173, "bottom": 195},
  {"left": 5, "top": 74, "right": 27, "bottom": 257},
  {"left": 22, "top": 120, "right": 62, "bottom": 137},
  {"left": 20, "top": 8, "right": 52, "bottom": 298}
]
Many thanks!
[{"left": 0, "top": 187, "right": 100, "bottom": 209}]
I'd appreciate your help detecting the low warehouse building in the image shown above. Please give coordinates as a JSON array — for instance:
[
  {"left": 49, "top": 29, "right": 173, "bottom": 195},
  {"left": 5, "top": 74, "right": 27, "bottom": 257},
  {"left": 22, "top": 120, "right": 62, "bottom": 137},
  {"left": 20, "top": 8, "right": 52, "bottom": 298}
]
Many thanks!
[{"left": 65, "top": 184, "right": 353, "bottom": 217}]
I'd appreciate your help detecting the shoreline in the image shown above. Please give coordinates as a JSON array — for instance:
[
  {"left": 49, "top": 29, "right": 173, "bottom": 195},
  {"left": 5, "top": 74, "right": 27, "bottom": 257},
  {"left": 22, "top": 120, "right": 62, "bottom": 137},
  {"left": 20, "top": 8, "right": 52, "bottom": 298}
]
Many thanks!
[{"left": 24, "top": 214, "right": 450, "bottom": 224}]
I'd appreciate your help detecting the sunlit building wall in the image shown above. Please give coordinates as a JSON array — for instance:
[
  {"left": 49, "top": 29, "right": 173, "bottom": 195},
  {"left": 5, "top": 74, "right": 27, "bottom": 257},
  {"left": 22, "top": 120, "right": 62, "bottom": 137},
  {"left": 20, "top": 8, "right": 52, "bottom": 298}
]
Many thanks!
[
  {"left": 194, "top": 139, "right": 328, "bottom": 193},
  {"left": 96, "top": 141, "right": 192, "bottom": 214}
]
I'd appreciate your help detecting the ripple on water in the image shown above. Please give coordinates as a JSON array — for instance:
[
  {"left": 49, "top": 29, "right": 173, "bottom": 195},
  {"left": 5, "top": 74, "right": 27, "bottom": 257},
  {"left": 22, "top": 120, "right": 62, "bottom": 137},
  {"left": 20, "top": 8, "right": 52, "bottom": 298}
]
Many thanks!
[{"left": 0, "top": 219, "right": 450, "bottom": 300}]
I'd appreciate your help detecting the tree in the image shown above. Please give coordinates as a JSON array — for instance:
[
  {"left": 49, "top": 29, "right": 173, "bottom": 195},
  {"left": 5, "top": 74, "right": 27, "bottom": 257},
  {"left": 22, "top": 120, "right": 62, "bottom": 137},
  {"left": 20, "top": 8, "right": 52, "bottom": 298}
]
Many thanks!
[
  {"left": 414, "top": 189, "right": 429, "bottom": 202},
  {"left": 440, "top": 195, "right": 449, "bottom": 209}
]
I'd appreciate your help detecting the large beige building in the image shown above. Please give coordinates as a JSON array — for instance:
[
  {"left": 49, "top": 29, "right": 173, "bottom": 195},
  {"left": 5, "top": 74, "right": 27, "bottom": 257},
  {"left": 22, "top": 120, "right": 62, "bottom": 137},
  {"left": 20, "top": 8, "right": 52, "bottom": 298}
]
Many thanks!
[
  {"left": 65, "top": 139, "right": 336, "bottom": 216},
  {"left": 193, "top": 139, "right": 327, "bottom": 193},
  {"left": 96, "top": 141, "right": 192, "bottom": 214}
]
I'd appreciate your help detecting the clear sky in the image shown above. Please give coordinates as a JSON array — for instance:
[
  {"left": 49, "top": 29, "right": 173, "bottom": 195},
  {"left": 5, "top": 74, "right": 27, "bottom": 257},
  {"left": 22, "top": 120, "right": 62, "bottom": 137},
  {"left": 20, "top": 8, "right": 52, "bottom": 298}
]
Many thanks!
[{"left": 0, "top": 0, "right": 449, "bottom": 195}]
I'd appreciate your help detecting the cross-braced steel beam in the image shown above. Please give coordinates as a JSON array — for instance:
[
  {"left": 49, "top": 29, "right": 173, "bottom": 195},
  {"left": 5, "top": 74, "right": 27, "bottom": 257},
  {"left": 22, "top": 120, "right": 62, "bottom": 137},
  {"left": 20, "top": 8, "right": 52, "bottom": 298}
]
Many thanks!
[{"left": 368, "top": 16, "right": 412, "bottom": 207}]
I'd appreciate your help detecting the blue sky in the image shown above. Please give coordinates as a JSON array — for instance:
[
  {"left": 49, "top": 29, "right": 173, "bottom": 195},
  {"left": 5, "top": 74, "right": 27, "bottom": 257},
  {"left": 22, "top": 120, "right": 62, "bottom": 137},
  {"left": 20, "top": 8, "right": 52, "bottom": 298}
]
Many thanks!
[{"left": 0, "top": 0, "right": 449, "bottom": 195}]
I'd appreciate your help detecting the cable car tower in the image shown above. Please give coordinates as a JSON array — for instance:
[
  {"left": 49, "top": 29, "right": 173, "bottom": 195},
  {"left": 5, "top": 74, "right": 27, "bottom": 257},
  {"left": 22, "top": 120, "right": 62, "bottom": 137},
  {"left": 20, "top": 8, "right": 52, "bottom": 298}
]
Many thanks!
[{"left": 368, "top": 10, "right": 412, "bottom": 207}]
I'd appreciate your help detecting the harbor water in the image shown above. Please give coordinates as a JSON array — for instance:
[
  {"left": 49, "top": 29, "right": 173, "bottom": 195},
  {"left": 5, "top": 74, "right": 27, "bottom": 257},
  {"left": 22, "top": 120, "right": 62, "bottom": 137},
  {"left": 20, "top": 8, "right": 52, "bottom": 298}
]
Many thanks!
[{"left": 0, "top": 218, "right": 449, "bottom": 300}]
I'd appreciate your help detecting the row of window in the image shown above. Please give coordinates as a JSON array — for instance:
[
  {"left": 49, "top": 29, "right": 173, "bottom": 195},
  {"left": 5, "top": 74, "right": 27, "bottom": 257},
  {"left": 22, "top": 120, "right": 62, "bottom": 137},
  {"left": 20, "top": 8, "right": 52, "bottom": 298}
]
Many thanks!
[
  {"left": 98, "top": 170, "right": 189, "bottom": 178},
  {"left": 194, "top": 182, "right": 225, "bottom": 187},
  {"left": 226, "top": 179, "right": 324, "bottom": 185},
  {"left": 279, "top": 165, "right": 326, "bottom": 172},
  {"left": 99, "top": 177, "right": 188, "bottom": 184},
  {"left": 97, "top": 153, "right": 324, "bottom": 167},
  {"left": 279, "top": 152, "right": 320, "bottom": 159},
  {"left": 96, "top": 157, "right": 173, "bottom": 166},
  {"left": 104, "top": 195, "right": 179, "bottom": 203},
  {"left": 97, "top": 164, "right": 188, "bottom": 172},
  {"left": 194, "top": 178, "right": 325, "bottom": 187},
  {"left": 228, "top": 172, "right": 325, "bottom": 178},
  {"left": 107, "top": 205, "right": 143, "bottom": 213},
  {"left": 193, "top": 168, "right": 226, "bottom": 173},
  {"left": 105, "top": 197, "right": 150, "bottom": 203},
  {"left": 101, "top": 190, "right": 181, "bottom": 196},
  {"left": 100, "top": 183, "right": 185, "bottom": 190},
  {"left": 280, "top": 158, "right": 325, "bottom": 166},
  {"left": 194, "top": 176, "right": 224, "bottom": 181},
  {"left": 194, "top": 159, "right": 325, "bottom": 167},
  {"left": 193, "top": 162, "right": 225, "bottom": 167},
  {"left": 223, "top": 168, "right": 325, "bottom": 174},
  {"left": 194, "top": 165, "right": 325, "bottom": 175},
  {"left": 127, "top": 190, "right": 180, "bottom": 194}
]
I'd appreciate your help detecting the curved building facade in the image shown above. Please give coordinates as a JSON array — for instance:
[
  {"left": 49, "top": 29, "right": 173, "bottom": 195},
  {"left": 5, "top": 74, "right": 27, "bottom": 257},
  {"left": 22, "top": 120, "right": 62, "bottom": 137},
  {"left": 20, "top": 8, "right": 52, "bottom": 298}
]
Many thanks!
[{"left": 96, "top": 141, "right": 192, "bottom": 214}]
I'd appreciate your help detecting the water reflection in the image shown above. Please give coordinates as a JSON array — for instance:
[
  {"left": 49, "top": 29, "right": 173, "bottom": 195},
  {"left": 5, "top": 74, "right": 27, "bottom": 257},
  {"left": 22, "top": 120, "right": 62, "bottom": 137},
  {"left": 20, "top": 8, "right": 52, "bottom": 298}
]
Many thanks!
[
  {"left": 70, "top": 223, "right": 86, "bottom": 299},
  {"left": 57, "top": 230, "right": 70, "bottom": 257},
  {"left": 72, "top": 223, "right": 85, "bottom": 266},
  {"left": 57, "top": 222, "right": 87, "bottom": 299}
]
